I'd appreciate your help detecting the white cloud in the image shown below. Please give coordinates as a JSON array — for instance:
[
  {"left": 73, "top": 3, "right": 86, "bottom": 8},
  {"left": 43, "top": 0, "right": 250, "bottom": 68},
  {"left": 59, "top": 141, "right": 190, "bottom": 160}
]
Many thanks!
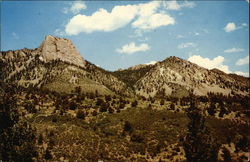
[
  {"left": 63, "top": 1, "right": 87, "bottom": 14},
  {"left": 129, "top": 29, "right": 143, "bottom": 38},
  {"left": 116, "top": 42, "right": 150, "bottom": 54},
  {"left": 12, "top": 32, "right": 19, "bottom": 40},
  {"left": 234, "top": 71, "right": 249, "bottom": 77},
  {"left": 132, "top": 12, "right": 175, "bottom": 30},
  {"left": 54, "top": 29, "right": 66, "bottom": 36},
  {"left": 70, "top": 1, "right": 87, "bottom": 14},
  {"left": 246, "top": 0, "right": 249, "bottom": 3},
  {"left": 224, "top": 22, "right": 247, "bottom": 32},
  {"left": 137, "top": 1, "right": 161, "bottom": 16},
  {"left": 242, "top": 23, "right": 247, "bottom": 26},
  {"left": 65, "top": 1, "right": 175, "bottom": 35},
  {"left": 223, "top": 22, "right": 247, "bottom": 33},
  {"left": 224, "top": 48, "right": 244, "bottom": 53},
  {"left": 194, "top": 32, "right": 199, "bottom": 36},
  {"left": 62, "top": 8, "right": 68, "bottom": 14},
  {"left": 236, "top": 55, "right": 249, "bottom": 66},
  {"left": 164, "top": 1, "right": 181, "bottom": 10},
  {"left": 164, "top": 1, "right": 195, "bottom": 10},
  {"left": 176, "top": 34, "right": 185, "bottom": 39},
  {"left": 188, "top": 55, "right": 231, "bottom": 73},
  {"left": 224, "top": 22, "right": 237, "bottom": 32},
  {"left": 188, "top": 55, "right": 249, "bottom": 76},
  {"left": 145, "top": 60, "right": 157, "bottom": 65},
  {"left": 65, "top": 5, "right": 138, "bottom": 35},
  {"left": 178, "top": 42, "right": 197, "bottom": 49},
  {"left": 182, "top": 1, "right": 196, "bottom": 8}
]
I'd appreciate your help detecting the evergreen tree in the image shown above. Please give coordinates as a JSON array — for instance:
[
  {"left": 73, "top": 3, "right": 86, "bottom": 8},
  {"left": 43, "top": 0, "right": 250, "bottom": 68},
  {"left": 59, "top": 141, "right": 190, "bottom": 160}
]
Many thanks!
[
  {"left": 183, "top": 99, "right": 219, "bottom": 162},
  {"left": 0, "top": 84, "right": 37, "bottom": 161}
]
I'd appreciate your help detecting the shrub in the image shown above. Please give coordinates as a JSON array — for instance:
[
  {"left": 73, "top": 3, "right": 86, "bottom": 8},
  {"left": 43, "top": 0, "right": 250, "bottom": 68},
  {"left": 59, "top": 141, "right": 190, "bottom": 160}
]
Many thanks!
[
  {"left": 76, "top": 110, "right": 85, "bottom": 119},
  {"left": 52, "top": 117, "right": 57, "bottom": 123},
  {"left": 108, "top": 107, "right": 114, "bottom": 114},
  {"left": 160, "top": 99, "right": 165, "bottom": 105},
  {"left": 124, "top": 121, "right": 133, "bottom": 133},
  {"left": 88, "top": 92, "right": 95, "bottom": 99},
  {"left": 38, "top": 134, "right": 43, "bottom": 145},
  {"left": 131, "top": 100, "right": 138, "bottom": 107},
  {"left": 24, "top": 102, "right": 37, "bottom": 113},
  {"left": 105, "top": 95, "right": 112, "bottom": 102},
  {"left": 207, "top": 103, "right": 216, "bottom": 116},
  {"left": 44, "top": 149, "right": 52, "bottom": 160},
  {"left": 131, "top": 132, "right": 144, "bottom": 143},
  {"left": 222, "top": 147, "right": 232, "bottom": 161},
  {"left": 96, "top": 98, "right": 104, "bottom": 106},
  {"left": 69, "top": 102, "right": 77, "bottom": 110},
  {"left": 119, "top": 103, "right": 125, "bottom": 109},
  {"left": 99, "top": 104, "right": 108, "bottom": 112},
  {"left": 170, "top": 103, "right": 175, "bottom": 110},
  {"left": 92, "top": 110, "right": 98, "bottom": 116}
]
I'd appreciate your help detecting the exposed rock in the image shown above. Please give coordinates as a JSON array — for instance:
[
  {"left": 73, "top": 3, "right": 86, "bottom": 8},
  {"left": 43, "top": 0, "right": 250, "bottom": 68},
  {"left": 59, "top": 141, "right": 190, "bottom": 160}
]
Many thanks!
[
  {"left": 114, "top": 56, "right": 249, "bottom": 98},
  {"left": 39, "top": 35, "right": 85, "bottom": 68}
]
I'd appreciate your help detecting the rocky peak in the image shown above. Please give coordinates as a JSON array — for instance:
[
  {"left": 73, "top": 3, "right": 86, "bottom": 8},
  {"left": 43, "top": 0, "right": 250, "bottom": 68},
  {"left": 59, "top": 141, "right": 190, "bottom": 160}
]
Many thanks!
[
  {"left": 166, "top": 56, "right": 181, "bottom": 61},
  {"left": 39, "top": 35, "right": 85, "bottom": 67}
]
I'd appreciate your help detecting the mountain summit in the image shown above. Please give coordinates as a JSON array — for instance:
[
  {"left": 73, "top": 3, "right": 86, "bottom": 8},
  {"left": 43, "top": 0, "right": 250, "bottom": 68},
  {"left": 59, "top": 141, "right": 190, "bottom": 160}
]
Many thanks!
[
  {"left": 0, "top": 36, "right": 248, "bottom": 97},
  {"left": 114, "top": 56, "right": 249, "bottom": 97},
  {"left": 39, "top": 35, "right": 85, "bottom": 67},
  {"left": 0, "top": 35, "right": 131, "bottom": 95}
]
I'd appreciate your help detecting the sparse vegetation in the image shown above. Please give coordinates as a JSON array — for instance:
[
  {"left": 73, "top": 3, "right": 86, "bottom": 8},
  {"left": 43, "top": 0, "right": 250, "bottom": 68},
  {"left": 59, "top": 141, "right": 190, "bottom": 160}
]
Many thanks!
[{"left": 0, "top": 37, "right": 249, "bottom": 161}]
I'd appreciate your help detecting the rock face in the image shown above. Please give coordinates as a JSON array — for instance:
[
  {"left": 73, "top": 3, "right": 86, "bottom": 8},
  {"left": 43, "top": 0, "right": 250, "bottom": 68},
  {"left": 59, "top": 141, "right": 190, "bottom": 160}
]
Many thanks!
[
  {"left": 39, "top": 35, "right": 85, "bottom": 67},
  {"left": 113, "top": 56, "right": 249, "bottom": 98}
]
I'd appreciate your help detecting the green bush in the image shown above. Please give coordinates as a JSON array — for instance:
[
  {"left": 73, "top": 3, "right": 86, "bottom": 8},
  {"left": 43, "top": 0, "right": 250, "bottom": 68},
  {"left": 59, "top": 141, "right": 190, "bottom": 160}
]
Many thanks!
[
  {"left": 131, "top": 100, "right": 138, "bottom": 107},
  {"left": 124, "top": 121, "right": 133, "bottom": 133},
  {"left": 76, "top": 110, "right": 85, "bottom": 119}
]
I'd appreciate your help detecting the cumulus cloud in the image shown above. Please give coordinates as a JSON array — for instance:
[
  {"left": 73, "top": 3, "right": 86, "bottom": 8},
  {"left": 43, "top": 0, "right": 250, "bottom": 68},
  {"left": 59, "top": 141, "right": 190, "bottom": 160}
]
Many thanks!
[
  {"left": 116, "top": 42, "right": 150, "bottom": 54},
  {"left": 145, "top": 60, "right": 157, "bottom": 65},
  {"left": 178, "top": 42, "right": 197, "bottom": 49},
  {"left": 236, "top": 55, "right": 249, "bottom": 66},
  {"left": 65, "top": 5, "right": 138, "bottom": 35},
  {"left": 224, "top": 22, "right": 237, "bottom": 32},
  {"left": 188, "top": 55, "right": 249, "bottom": 76},
  {"left": 132, "top": 12, "right": 175, "bottom": 30},
  {"left": 223, "top": 22, "right": 247, "bottom": 32},
  {"left": 188, "top": 55, "right": 231, "bottom": 73},
  {"left": 224, "top": 48, "right": 244, "bottom": 53},
  {"left": 163, "top": 0, "right": 195, "bottom": 10},
  {"left": 65, "top": 1, "right": 175, "bottom": 35},
  {"left": 63, "top": 1, "right": 86, "bottom": 14}
]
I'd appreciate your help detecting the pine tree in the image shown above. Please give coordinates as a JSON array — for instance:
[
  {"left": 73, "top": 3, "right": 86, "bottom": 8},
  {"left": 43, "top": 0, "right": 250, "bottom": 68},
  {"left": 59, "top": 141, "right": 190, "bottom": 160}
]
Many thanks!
[
  {"left": 183, "top": 99, "right": 219, "bottom": 162},
  {"left": 0, "top": 84, "right": 37, "bottom": 161}
]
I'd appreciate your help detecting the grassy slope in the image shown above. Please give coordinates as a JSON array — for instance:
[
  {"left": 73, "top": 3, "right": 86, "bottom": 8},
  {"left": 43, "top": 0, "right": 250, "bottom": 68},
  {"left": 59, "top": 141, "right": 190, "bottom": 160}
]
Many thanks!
[{"left": 43, "top": 75, "right": 113, "bottom": 95}]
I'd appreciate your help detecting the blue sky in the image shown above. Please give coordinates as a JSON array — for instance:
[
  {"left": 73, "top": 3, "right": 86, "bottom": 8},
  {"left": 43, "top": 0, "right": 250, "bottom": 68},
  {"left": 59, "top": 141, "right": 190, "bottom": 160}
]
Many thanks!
[{"left": 1, "top": 1, "right": 249, "bottom": 76}]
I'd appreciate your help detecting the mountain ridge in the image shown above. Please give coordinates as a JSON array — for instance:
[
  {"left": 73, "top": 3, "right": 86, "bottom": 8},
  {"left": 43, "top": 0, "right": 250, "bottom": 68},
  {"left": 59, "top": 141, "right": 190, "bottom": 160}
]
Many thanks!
[{"left": 1, "top": 35, "right": 249, "bottom": 98}]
